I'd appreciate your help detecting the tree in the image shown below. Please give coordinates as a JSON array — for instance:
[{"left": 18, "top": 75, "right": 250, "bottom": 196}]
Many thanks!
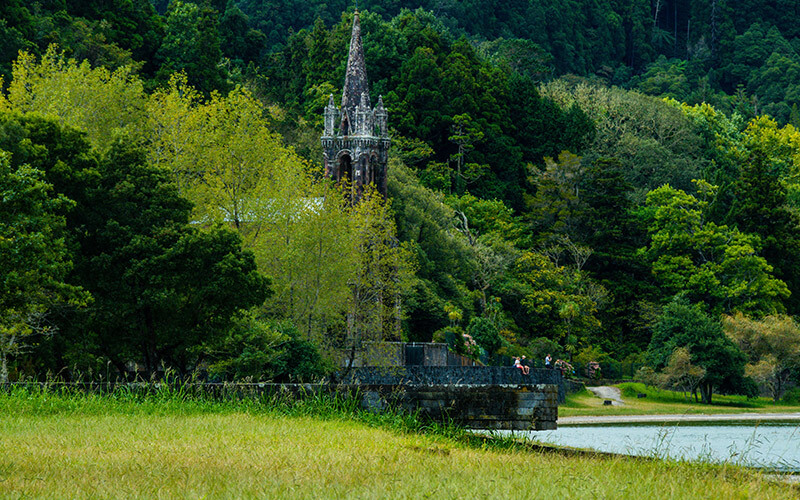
[
  {"left": 0, "top": 152, "right": 87, "bottom": 382},
  {"left": 344, "top": 187, "right": 415, "bottom": 367},
  {"left": 477, "top": 38, "right": 553, "bottom": 81},
  {"left": 508, "top": 247, "right": 607, "bottom": 356},
  {"left": 648, "top": 297, "right": 749, "bottom": 403},
  {"left": 65, "top": 139, "right": 270, "bottom": 375},
  {"left": 219, "top": 3, "right": 264, "bottom": 64},
  {"left": 6, "top": 46, "right": 147, "bottom": 151},
  {"left": 727, "top": 147, "right": 800, "bottom": 315},
  {"left": 632, "top": 56, "right": 690, "bottom": 100},
  {"left": 146, "top": 76, "right": 357, "bottom": 344},
  {"left": 448, "top": 112, "right": 487, "bottom": 194},
  {"left": 506, "top": 72, "right": 594, "bottom": 167},
  {"left": 580, "top": 158, "right": 658, "bottom": 355},
  {"left": 641, "top": 181, "right": 789, "bottom": 315},
  {"left": 525, "top": 151, "right": 587, "bottom": 247},
  {"left": 388, "top": 160, "right": 475, "bottom": 340},
  {"left": 154, "top": 1, "right": 227, "bottom": 94},
  {"left": 659, "top": 346, "right": 706, "bottom": 401},
  {"left": 723, "top": 312, "right": 800, "bottom": 401},
  {"left": 539, "top": 80, "right": 707, "bottom": 198},
  {"left": 448, "top": 193, "right": 520, "bottom": 314},
  {"left": 465, "top": 315, "right": 501, "bottom": 357}
]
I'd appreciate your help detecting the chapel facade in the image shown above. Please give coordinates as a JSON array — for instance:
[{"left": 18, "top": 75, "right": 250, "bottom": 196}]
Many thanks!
[{"left": 321, "top": 11, "right": 390, "bottom": 198}]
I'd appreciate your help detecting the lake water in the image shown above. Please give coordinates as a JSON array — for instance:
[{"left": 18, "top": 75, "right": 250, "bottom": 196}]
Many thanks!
[{"left": 518, "top": 423, "right": 800, "bottom": 471}]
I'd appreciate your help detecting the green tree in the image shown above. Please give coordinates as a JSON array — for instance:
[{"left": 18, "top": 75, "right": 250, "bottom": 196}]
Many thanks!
[
  {"left": 525, "top": 151, "right": 587, "bottom": 247},
  {"left": 648, "top": 297, "right": 750, "bottom": 403},
  {"left": 507, "top": 72, "right": 594, "bottom": 167},
  {"left": 219, "top": 3, "right": 265, "bottom": 64},
  {"left": 146, "top": 76, "right": 355, "bottom": 344},
  {"left": 0, "top": 152, "right": 87, "bottom": 382},
  {"left": 66, "top": 139, "right": 269, "bottom": 375},
  {"left": 344, "top": 188, "right": 415, "bottom": 367},
  {"left": 448, "top": 112, "right": 486, "bottom": 195},
  {"left": 388, "top": 160, "right": 475, "bottom": 340},
  {"left": 6, "top": 46, "right": 147, "bottom": 151},
  {"left": 723, "top": 312, "right": 800, "bottom": 401},
  {"left": 631, "top": 56, "right": 690, "bottom": 100},
  {"left": 727, "top": 147, "right": 800, "bottom": 315},
  {"left": 641, "top": 181, "right": 789, "bottom": 315},
  {"left": 540, "top": 80, "right": 707, "bottom": 199},
  {"left": 581, "top": 158, "right": 659, "bottom": 355},
  {"left": 207, "top": 311, "right": 326, "bottom": 382},
  {"left": 659, "top": 346, "right": 706, "bottom": 402},
  {"left": 465, "top": 315, "right": 502, "bottom": 357},
  {"left": 507, "top": 248, "right": 607, "bottom": 356},
  {"left": 154, "top": 1, "right": 227, "bottom": 94},
  {"left": 477, "top": 38, "right": 553, "bottom": 81}
]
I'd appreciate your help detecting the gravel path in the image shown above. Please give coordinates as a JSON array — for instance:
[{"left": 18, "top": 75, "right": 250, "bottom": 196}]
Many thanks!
[{"left": 586, "top": 385, "right": 625, "bottom": 405}]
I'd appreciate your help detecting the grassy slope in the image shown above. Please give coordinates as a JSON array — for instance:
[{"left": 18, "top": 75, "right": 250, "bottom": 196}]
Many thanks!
[
  {"left": 560, "top": 383, "right": 800, "bottom": 418},
  {"left": 1, "top": 387, "right": 798, "bottom": 499}
]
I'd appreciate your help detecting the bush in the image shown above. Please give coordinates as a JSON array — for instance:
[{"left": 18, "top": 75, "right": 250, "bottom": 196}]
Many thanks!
[
  {"left": 208, "top": 313, "right": 328, "bottom": 382},
  {"left": 636, "top": 366, "right": 660, "bottom": 388},
  {"left": 782, "top": 387, "right": 800, "bottom": 404},
  {"left": 433, "top": 326, "right": 480, "bottom": 359},
  {"left": 466, "top": 316, "right": 502, "bottom": 356},
  {"left": 573, "top": 346, "right": 611, "bottom": 378},
  {"left": 526, "top": 337, "right": 562, "bottom": 367}
]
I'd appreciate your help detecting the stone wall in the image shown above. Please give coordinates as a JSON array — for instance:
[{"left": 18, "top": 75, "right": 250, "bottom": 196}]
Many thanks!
[
  {"left": 339, "top": 366, "right": 568, "bottom": 403},
  {"left": 199, "top": 381, "right": 559, "bottom": 431},
  {"left": 355, "top": 383, "right": 558, "bottom": 431}
]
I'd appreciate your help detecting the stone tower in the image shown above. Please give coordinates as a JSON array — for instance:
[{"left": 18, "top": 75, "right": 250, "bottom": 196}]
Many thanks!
[{"left": 322, "top": 11, "right": 390, "bottom": 198}]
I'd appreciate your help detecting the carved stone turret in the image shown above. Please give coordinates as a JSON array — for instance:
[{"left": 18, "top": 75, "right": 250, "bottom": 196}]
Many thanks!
[
  {"left": 323, "top": 94, "right": 337, "bottom": 137},
  {"left": 321, "top": 11, "right": 390, "bottom": 199},
  {"left": 374, "top": 95, "right": 387, "bottom": 137}
]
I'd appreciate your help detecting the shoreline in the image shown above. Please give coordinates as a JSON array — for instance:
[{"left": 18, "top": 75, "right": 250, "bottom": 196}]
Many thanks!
[{"left": 558, "top": 412, "right": 800, "bottom": 425}]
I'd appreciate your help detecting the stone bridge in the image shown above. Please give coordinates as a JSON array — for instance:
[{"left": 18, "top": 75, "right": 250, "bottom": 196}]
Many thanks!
[{"left": 338, "top": 366, "right": 563, "bottom": 431}]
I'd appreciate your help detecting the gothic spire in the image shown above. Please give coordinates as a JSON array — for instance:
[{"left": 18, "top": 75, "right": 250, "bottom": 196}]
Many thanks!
[{"left": 340, "top": 11, "right": 369, "bottom": 134}]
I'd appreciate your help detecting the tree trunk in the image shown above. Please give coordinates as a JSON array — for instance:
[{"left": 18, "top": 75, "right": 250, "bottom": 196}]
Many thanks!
[
  {"left": 0, "top": 351, "right": 8, "bottom": 384},
  {"left": 700, "top": 382, "right": 713, "bottom": 404}
]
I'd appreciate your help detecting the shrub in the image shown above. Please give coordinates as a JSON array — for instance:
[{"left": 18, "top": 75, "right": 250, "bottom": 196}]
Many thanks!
[
  {"left": 781, "top": 387, "right": 800, "bottom": 404},
  {"left": 466, "top": 316, "right": 502, "bottom": 356},
  {"left": 208, "top": 313, "right": 328, "bottom": 382}
]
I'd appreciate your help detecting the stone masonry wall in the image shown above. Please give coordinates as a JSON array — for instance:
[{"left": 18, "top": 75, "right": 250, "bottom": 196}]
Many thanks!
[
  {"left": 340, "top": 366, "right": 568, "bottom": 404},
  {"left": 355, "top": 383, "right": 558, "bottom": 431}
]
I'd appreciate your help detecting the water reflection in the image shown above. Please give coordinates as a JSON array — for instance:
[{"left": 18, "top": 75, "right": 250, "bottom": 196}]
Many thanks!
[{"left": 519, "top": 423, "right": 800, "bottom": 471}]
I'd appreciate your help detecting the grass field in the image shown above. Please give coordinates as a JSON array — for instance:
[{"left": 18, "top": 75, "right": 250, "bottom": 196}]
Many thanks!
[
  {"left": 1, "top": 385, "right": 799, "bottom": 499},
  {"left": 560, "top": 383, "right": 800, "bottom": 418}
]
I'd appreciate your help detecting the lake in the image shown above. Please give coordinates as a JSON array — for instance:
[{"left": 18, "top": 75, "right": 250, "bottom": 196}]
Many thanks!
[{"left": 518, "top": 423, "right": 800, "bottom": 471}]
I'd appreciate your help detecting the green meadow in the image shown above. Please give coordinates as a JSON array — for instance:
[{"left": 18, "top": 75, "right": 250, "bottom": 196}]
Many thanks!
[
  {"left": 560, "top": 383, "right": 800, "bottom": 417},
  {"left": 1, "top": 386, "right": 798, "bottom": 499}
]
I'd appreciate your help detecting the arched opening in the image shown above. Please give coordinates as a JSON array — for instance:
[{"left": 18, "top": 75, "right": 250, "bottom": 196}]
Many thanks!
[{"left": 337, "top": 153, "right": 352, "bottom": 182}]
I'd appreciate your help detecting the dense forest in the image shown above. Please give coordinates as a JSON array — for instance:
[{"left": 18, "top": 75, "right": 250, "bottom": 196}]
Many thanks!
[{"left": 2, "top": 0, "right": 800, "bottom": 403}]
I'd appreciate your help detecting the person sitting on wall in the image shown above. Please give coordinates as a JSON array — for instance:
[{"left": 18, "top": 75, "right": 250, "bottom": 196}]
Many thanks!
[
  {"left": 545, "top": 354, "right": 553, "bottom": 369},
  {"left": 513, "top": 356, "right": 530, "bottom": 375}
]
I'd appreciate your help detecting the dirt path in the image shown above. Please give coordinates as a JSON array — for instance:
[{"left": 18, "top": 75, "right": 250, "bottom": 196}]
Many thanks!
[{"left": 586, "top": 385, "right": 624, "bottom": 405}]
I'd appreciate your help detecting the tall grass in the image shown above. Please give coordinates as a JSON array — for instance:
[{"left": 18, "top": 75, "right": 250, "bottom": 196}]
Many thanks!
[
  {"left": 1, "top": 383, "right": 799, "bottom": 499},
  {"left": 1, "top": 379, "right": 467, "bottom": 441}
]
